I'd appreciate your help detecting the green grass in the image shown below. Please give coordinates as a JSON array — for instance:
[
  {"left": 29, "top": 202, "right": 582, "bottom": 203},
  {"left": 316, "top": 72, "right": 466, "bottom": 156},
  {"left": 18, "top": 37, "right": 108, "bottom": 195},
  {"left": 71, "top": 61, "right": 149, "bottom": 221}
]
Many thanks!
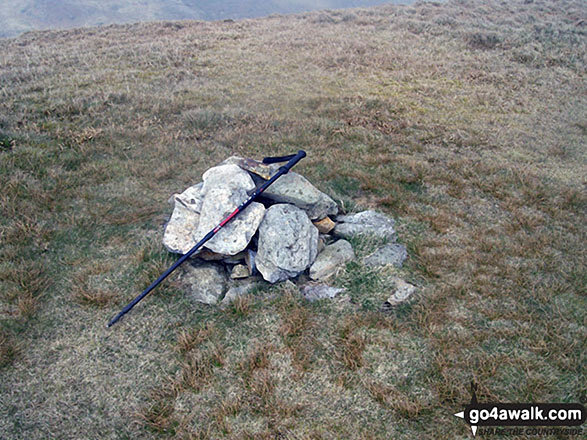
[{"left": 0, "top": 0, "right": 585, "bottom": 439}]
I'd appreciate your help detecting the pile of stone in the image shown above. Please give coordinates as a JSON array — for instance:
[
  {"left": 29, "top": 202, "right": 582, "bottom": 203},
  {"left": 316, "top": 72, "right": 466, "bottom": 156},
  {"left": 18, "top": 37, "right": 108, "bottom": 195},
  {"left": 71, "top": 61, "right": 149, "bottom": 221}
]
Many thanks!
[{"left": 162, "top": 155, "right": 412, "bottom": 305}]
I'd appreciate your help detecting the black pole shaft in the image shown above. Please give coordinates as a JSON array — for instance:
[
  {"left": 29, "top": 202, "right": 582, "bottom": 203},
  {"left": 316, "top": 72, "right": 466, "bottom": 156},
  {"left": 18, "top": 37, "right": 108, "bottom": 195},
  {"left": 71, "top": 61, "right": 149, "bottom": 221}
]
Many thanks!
[{"left": 107, "top": 150, "right": 306, "bottom": 327}]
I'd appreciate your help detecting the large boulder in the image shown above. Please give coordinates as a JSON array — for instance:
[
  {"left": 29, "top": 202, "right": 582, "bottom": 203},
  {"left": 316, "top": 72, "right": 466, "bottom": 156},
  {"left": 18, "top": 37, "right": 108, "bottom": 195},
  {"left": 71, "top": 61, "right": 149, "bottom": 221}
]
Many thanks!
[
  {"left": 162, "top": 183, "right": 203, "bottom": 254},
  {"left": 256, "top": 204, "right": 319, "bottom": 283},
  {"left": 193, "top": 164, "right": 265, "bottom": 256},
  {"left": 261, "top": 172, "right": 338, "bottom": 220},
  {"left": 333, "top": 210, "right": 396, "bottom": 240},
  {"left": 309, "top": 239, "right": 355, "bottom": 281}
]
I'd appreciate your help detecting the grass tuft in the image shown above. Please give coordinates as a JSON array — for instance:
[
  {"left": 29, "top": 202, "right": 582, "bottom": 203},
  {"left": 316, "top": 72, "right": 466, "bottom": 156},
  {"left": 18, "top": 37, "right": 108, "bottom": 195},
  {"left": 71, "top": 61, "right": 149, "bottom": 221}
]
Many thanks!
[{"left": 0, "top": 331, "right": 18, "bottom": 368}]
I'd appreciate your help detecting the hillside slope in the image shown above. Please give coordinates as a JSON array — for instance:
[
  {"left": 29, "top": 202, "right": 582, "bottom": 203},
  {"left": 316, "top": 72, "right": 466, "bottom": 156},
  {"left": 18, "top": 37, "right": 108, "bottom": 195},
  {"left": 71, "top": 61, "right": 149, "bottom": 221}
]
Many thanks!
[
  {"left": 0, "top": 0, "right": 413, "bottom": 38},
  {"left": 0, "top": 1, "right": 585, "bottom": 439}
]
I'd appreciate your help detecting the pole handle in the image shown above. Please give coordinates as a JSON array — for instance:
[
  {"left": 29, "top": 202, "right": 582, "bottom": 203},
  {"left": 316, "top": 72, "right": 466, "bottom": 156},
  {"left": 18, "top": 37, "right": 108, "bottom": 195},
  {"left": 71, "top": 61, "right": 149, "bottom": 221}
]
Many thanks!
[{"left": 280, "top": 150, "right": 306, "bottom": 173}]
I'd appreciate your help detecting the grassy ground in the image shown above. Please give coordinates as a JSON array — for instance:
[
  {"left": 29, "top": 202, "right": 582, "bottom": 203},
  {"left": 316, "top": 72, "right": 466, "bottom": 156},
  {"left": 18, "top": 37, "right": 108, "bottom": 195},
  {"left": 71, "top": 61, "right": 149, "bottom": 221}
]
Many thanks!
[{"left": 0, "top": 0, "right": 585, "bottom": 438}]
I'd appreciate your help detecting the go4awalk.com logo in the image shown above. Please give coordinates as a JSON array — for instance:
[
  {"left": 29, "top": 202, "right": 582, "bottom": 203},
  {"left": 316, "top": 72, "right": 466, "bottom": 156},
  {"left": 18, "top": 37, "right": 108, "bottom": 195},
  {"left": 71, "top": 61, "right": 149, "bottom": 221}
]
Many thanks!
[{"left": 454, "top": 383, "right": 586, "bottom": 437}]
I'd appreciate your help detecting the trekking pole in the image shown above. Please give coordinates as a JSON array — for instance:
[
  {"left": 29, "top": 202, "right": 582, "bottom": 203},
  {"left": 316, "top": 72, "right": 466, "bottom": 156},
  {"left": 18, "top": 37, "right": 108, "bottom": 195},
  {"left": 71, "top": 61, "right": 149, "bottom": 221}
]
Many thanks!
[{"left": 107, "top": 150, "right": 306, "bottom": 327}]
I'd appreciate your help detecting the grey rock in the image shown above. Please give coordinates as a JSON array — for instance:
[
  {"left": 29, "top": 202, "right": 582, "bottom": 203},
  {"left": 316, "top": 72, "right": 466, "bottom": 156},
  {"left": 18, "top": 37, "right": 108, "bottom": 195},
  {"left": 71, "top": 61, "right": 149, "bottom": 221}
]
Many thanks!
[
  {"left": 221, "top": 277, "right": 263, "bottom": 305},
  {"left": 302, "top": 284, "right": 345, "bottom": 302},
  {"left": 386, "top": 278, "right": 416, "bottom": 306},
  {"left": 194, "top": 164, "right": 265, "bottom": 255},
  {"left": 317, "top": 236, "right": 326, "bottom": 254},
  {"left": 245, "top": 249, "right": 257, "bottom": 275},
  {"left": 262, "top": 172, "right": 338, "bottom": 220},
  {"left": 256, "top": 204, "right": 319, "bottom": 283},
  {"left": 230, "top": 264, "right": 250, "bottom": 279},
  {"left": 363, "top": 243, "right": 407, "bottom": 268},
  {"left": 309, "top": 239, "right": 355, "bottom": 281},
  {"left": 162, "top": 183, "right": 204, "bottom": 254},
  {"left": 179, "top": 260, "right": 227, "bottom": 305},
  {"left": 333, "top": 210, "right": 396, "bottom": 240}
]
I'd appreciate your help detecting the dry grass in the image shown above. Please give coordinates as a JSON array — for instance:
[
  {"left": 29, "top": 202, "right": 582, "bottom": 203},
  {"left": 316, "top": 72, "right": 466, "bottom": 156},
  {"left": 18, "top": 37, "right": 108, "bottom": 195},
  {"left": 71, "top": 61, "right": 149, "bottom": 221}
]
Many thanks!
[
  {"left": 0, "top": 0, "right": 585, "bottom": 438},
  {"left": 70, "top": 262, "right": 119, "bottom": 307},
  {"left": 0, "top": 331, "right": 17, "bottom": 368},
  {"left": 176, "top": 323, "right": 218, "bottom": 354}
]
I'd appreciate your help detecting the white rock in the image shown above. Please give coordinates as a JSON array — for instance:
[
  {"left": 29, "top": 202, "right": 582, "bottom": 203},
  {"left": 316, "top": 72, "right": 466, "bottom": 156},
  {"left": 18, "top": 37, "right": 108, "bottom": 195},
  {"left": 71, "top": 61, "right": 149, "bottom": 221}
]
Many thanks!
[
  {"left": 194, "top": 164, "right": 265, "bottom": 255},
  {"left": 162, "top": 183, "right": 204, "bottom": 254}
]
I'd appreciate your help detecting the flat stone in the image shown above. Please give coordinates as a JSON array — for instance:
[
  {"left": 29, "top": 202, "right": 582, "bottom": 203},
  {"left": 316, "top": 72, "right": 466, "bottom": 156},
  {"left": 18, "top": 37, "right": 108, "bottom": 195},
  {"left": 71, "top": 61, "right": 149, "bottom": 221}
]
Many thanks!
[
  {"left": 256, "top": 204, "right": 319, "bottom": 283},
  {"left": 386, "top": 278, "right": 416, "bottom": 306},
  {"left": 309, "top": 239, "right": 355, "bottom": 281},
  {"left": 230, "top": 264, "right": 250, "bottom": 279},
  {"left": 193, "top": 164, "right": 265, "bottom": 255},
  {"left": 262, "top": 172, "right": 338, "bottom": 220},
  {"left": 162, "top": 183, "right": 204, "bottom": 254},
  {"left": 333, "top": 210, "right": 396, "bottom": 240},
  {"left": 363, "top": 243, "right": 407, "bottom": 268},
  {"left": 302, "top": 284, "right": 345, "bottom": 302},
  {"left": 178, "top": 260, "right": 228, "bottom": 305},
  {"left": 221, "top": 156, "right": 279, "bottom": 180},
  {"left": 313, "top": 216, "right": 335, "bottom": 234},
  {"left": 221, "top": 277, "right": 263, "bottom": 305}
]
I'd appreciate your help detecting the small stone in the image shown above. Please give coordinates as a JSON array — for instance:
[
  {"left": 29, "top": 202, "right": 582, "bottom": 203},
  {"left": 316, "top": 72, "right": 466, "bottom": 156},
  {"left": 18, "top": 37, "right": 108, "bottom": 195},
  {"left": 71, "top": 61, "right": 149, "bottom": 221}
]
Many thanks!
[
  {"left": 309, "top": 239, "right": 355, "bottom": 281},
  {"left": 230, "top": 264, "right": 250, "bottom": 279},
  {"left": 262, "top": 172, "right": 338, "bottom": 220},
  {"left": 363, "top": 243, "right": 407, "bottom": 268},
  {"left": 302, "top": 284, "right": 345, "bottom": 302},
  {"left": 256, "top": 204, "right": 319, "bottom": 283},
  {"left": 333, "top": 210, "right": 396, "bottom": 240},
  {"left": 178, "top": 260, "right": 228, "bottom": 305},
  {"left": 313, "top": 216, "right": 335, "bottom": 234},
  {"left": 386, "top": 278, "right": 416, "bottom": 306}
]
